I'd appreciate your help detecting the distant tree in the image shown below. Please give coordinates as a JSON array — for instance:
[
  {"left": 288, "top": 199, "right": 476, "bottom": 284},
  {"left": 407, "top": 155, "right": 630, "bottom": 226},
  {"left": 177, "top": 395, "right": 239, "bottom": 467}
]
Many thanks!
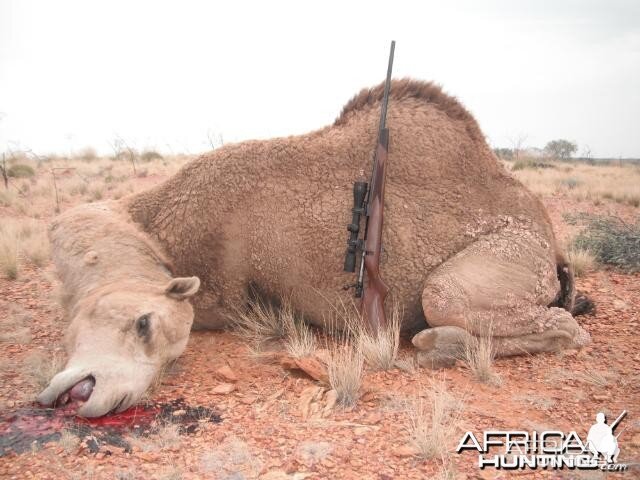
[
  {"left": 544, "top": 139, "right": 577, "bottom": 160},
  {"left": 493, "top": 148, "right": 514, "bottom": 160},
  {"left": 508, "top": 133, "right": 528, "bottom": 162},
  {"left": 109, "top": 135, "right": 138, "bottom": 175}
]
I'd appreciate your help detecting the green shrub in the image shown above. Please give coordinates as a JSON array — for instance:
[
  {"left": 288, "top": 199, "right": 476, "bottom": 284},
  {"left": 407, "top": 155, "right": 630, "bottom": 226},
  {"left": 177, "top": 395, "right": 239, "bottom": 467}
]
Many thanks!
[
  {"left": 573, "top": 215, "right": 640, "bottom": 272},
  {"left": 141, "top": 150, "right": 163, "bottom": 162},
  {"left": 561, "top": 177, "right": 581, "bottom": 189},
  {"left": 512, "top": 158, "right": 555, "bottom": 171},
  {"left": 8, "top": 164, "right": 35, "bottom": 178}
]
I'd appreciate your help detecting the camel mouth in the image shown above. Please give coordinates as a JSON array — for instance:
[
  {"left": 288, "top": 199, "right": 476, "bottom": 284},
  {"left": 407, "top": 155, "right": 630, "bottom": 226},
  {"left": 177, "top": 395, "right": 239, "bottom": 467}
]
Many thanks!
[
  {"left": 36, "top": 357, "right": 159, "bottom": 417},
  {"left": 43, "top": 375, "right": 96, "bottom": 409}
]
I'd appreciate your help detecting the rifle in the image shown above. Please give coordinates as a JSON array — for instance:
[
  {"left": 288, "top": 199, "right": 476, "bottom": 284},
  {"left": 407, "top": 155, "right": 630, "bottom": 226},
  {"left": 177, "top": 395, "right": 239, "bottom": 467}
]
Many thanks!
[
  {"left": 343, "top": 40, "right": 395, "bottom": 329},
  {"left": 610, "top": 410, "right": 626, "bottom": 432}
]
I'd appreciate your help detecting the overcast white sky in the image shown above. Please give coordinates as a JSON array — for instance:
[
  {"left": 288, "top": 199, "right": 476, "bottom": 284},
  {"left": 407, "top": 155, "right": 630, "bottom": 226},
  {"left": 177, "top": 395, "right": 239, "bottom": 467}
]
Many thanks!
[{"left": 1, "top": 0, "right": 638, "bottom": 158}]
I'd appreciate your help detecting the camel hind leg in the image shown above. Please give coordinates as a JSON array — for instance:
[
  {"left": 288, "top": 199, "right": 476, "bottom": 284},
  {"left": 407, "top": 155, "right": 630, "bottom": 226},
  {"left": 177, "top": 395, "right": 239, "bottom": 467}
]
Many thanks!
[{"left": 412, "top": 226, "right": 590, "bottom": 368}]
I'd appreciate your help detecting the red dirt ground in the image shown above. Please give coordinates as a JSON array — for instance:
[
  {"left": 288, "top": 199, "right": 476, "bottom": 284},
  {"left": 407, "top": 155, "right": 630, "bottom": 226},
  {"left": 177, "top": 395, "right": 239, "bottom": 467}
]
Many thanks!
[{"left": 1, "top": 173, "right": 638, "bottom": 479}]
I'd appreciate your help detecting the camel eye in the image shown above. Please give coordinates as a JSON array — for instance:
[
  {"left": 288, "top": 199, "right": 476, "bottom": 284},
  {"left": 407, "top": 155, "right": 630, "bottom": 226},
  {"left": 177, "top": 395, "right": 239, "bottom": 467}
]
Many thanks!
[{"left": 136, "top": 313, "right": 152, "bottom": 337}]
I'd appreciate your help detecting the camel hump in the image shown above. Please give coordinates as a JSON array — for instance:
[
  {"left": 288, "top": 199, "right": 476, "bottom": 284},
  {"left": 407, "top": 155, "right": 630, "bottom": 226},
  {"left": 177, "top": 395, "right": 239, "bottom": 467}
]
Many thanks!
[{"left": 334, "top": 78, "right": 482, "bottom": 140}]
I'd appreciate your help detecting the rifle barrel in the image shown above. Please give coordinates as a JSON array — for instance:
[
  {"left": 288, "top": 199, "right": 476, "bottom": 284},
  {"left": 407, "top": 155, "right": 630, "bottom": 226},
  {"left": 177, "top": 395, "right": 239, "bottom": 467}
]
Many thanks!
[
  {"left": 378, "top": 41, "right": 395, "bottom": 134},
  {"left": 611, "top": 410, "right": 627, "bottom": 430},
  {"left": 368, "top": 40, "right": 395, "bottom": 208}
]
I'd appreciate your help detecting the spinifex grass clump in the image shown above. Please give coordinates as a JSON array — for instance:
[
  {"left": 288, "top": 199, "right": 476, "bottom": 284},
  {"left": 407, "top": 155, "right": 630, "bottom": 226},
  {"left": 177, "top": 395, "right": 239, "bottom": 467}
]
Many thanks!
[
  {"left": 573, "top": 215, "right": 640, "bottom": 272},
  {"left": 323, "top": 301, "right": 364, "bottom": 407},
  {"left": 355, "top": 300, "right": 402, "bottom": 370},
  {"left": 463, "top": 321, "right": 501, "bottom": 386},
  {"left": 566, "top": 246, "right": 597, "bottom": 277},
  {"left": 408, "top": 379, "right": 464, "bottom": 459},
  {"left": 229, "top": 295, "right": 316, "bottom": 358},
  {"left": 326, "top": 338, "right": 364, "bottom": 407}
]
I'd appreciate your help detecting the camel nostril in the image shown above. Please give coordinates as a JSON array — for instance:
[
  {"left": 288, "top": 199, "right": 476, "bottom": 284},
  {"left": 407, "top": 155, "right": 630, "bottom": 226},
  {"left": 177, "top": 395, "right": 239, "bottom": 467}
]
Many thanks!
[{"left": 69, "top": 376, "right": 95, "bottom": 401}]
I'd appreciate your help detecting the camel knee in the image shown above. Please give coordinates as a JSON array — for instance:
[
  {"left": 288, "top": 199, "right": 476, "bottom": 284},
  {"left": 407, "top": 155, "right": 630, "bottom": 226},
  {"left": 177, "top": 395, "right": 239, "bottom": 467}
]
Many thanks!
[{"left": 422, "top": 273, "right": 467, "bottom": 328}]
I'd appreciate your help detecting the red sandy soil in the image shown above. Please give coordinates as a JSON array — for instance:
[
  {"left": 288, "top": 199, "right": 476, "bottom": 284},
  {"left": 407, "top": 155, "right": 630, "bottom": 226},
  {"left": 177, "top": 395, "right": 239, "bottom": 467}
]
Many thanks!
[{"left": 1, "top": 173, "right": 639, "bottom": 480}]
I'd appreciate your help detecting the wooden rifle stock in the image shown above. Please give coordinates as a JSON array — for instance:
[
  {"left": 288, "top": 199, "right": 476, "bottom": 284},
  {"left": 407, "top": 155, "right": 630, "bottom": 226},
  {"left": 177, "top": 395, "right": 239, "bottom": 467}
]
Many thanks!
[{"left": 361, "top": 129, "right": 390, "bottom": 328}]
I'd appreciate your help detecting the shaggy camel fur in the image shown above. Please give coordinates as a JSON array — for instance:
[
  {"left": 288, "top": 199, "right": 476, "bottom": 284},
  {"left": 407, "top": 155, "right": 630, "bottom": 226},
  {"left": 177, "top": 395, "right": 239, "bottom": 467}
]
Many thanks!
[{"left": 38, "top": 79, "right": 589, "bottom": 416}]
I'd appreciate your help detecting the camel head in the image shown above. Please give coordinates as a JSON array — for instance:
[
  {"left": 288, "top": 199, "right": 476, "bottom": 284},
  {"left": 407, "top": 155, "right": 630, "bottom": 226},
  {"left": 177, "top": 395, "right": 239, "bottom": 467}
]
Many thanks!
[{"left": 37, "top": 276, "right": 200, "bottom": 417}]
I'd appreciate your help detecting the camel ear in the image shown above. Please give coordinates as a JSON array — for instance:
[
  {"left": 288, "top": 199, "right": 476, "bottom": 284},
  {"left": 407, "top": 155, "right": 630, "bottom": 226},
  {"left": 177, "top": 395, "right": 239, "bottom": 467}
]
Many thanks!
[{"left": 165, "top": 276, "right": 200, "bottom": 300}]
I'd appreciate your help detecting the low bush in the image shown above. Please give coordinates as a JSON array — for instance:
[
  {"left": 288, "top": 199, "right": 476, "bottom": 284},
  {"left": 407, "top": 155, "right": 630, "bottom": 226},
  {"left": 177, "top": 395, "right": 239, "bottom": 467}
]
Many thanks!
[
  {"left": 8, "top": 164, "right": 35, "bottom": 178},
  {"left": 573, "top": 215, "right": 640, "bottom": 272},
  {"left": 141, "top": 150, "right": 163, "bottom": 162},
  {"left": 512, "top": 158, "right": 555, "bottom": 171}
]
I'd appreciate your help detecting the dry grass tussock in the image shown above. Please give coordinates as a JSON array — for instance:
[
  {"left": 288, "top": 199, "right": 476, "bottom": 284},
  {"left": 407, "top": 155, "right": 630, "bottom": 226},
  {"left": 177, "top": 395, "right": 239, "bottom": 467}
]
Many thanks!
[
  {"left": 326, "top": 338, "right": 364, "bottom": 407},
  {"left": 463, "top": 322, "right": 501, "bottom": 386},
  {"left": 508, "top": 160, "right": 640, "bottom": 207},
  {"left": 0, "top": 218, "right": 50, "bottom": 279},
  {"left": 152, "top": 422, "right": 182, "bottom": 449},
  {"left": 158, "top": 468, "right": 183, "bottom": 480},
  {"left": 228, "top": 297, "right": 286, "bottom": 346},
  {"left": 407, "top": 378, "right": 465, "bottom": 460},
  {"left": 547, "top": 367, "right": 618, "bottom": 388},
  {"left": 355, "top": 299, "right": 402, "bottom": 370},
  {"left": 200, "top": 435, "right": 261, "bottom": 478},
  {"left": 280, "top": 301, "right": 316, "bottom": 358},
  {"left": 323, "top": 302, "right": 365, "bottom": 407},
  {"left": 58, "top": 429, "right": 80, "bottom": 452},
  {"left": 229, "top": 296, "right": 317, "bottom": 358},
  {"left": 0, "top": 221, "right": 19, "bottom": 279},
  {"left": 129, "top": 422, "right": 182, "bottom": 452},
  {"left": 567, "top": 246, "right": 597, "bottom": 277}
]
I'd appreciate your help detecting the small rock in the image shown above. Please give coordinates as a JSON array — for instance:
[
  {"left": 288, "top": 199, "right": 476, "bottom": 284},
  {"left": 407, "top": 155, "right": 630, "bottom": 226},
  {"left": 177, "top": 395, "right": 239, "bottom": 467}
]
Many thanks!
[
  {"left": 212, "top": 383, "right": 236, "bottom": 394},
  {"left": 392, "top": 444, "right": 420, "bottom": 457},
  {"left": 323, "top": 389, "right": 338, "bottom": 417},
  {"left": 360, "top": 390, "right": 376, "bottom": 402},
  {"left": 354, "top": 427, "right": 370, "bottom": 436},
  {"left": 592, "top": 393, "right": 608, "bottom": 401},
  {"left": 260, "top": 471, "right": 290, "bottom": 480},
  {"left": 366, "top": 412, "right": 383, "bottom": 424},
  {"left": 280, "top": 355, "right": 329, "bottom": 384},
  {"left": 613, "top": 299, "right": 630, "bottom": 311},
  {"left": 321, "top": 458, "right": 335, "bottom": 468},
  {"left": 295, "top": 357, "right": 329, "bottom": 383},
  {"left": 172, "top": 409, "right": 186, "bottom": 416},
  {"left": 216, "top": 365, "right": 238, "bottom": 382},
  {"left": 292, "top": 474, "right": 313, "bottom": 480},
  {"left": 298, "top": 386, "right": 325, "bottom": 419}
]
